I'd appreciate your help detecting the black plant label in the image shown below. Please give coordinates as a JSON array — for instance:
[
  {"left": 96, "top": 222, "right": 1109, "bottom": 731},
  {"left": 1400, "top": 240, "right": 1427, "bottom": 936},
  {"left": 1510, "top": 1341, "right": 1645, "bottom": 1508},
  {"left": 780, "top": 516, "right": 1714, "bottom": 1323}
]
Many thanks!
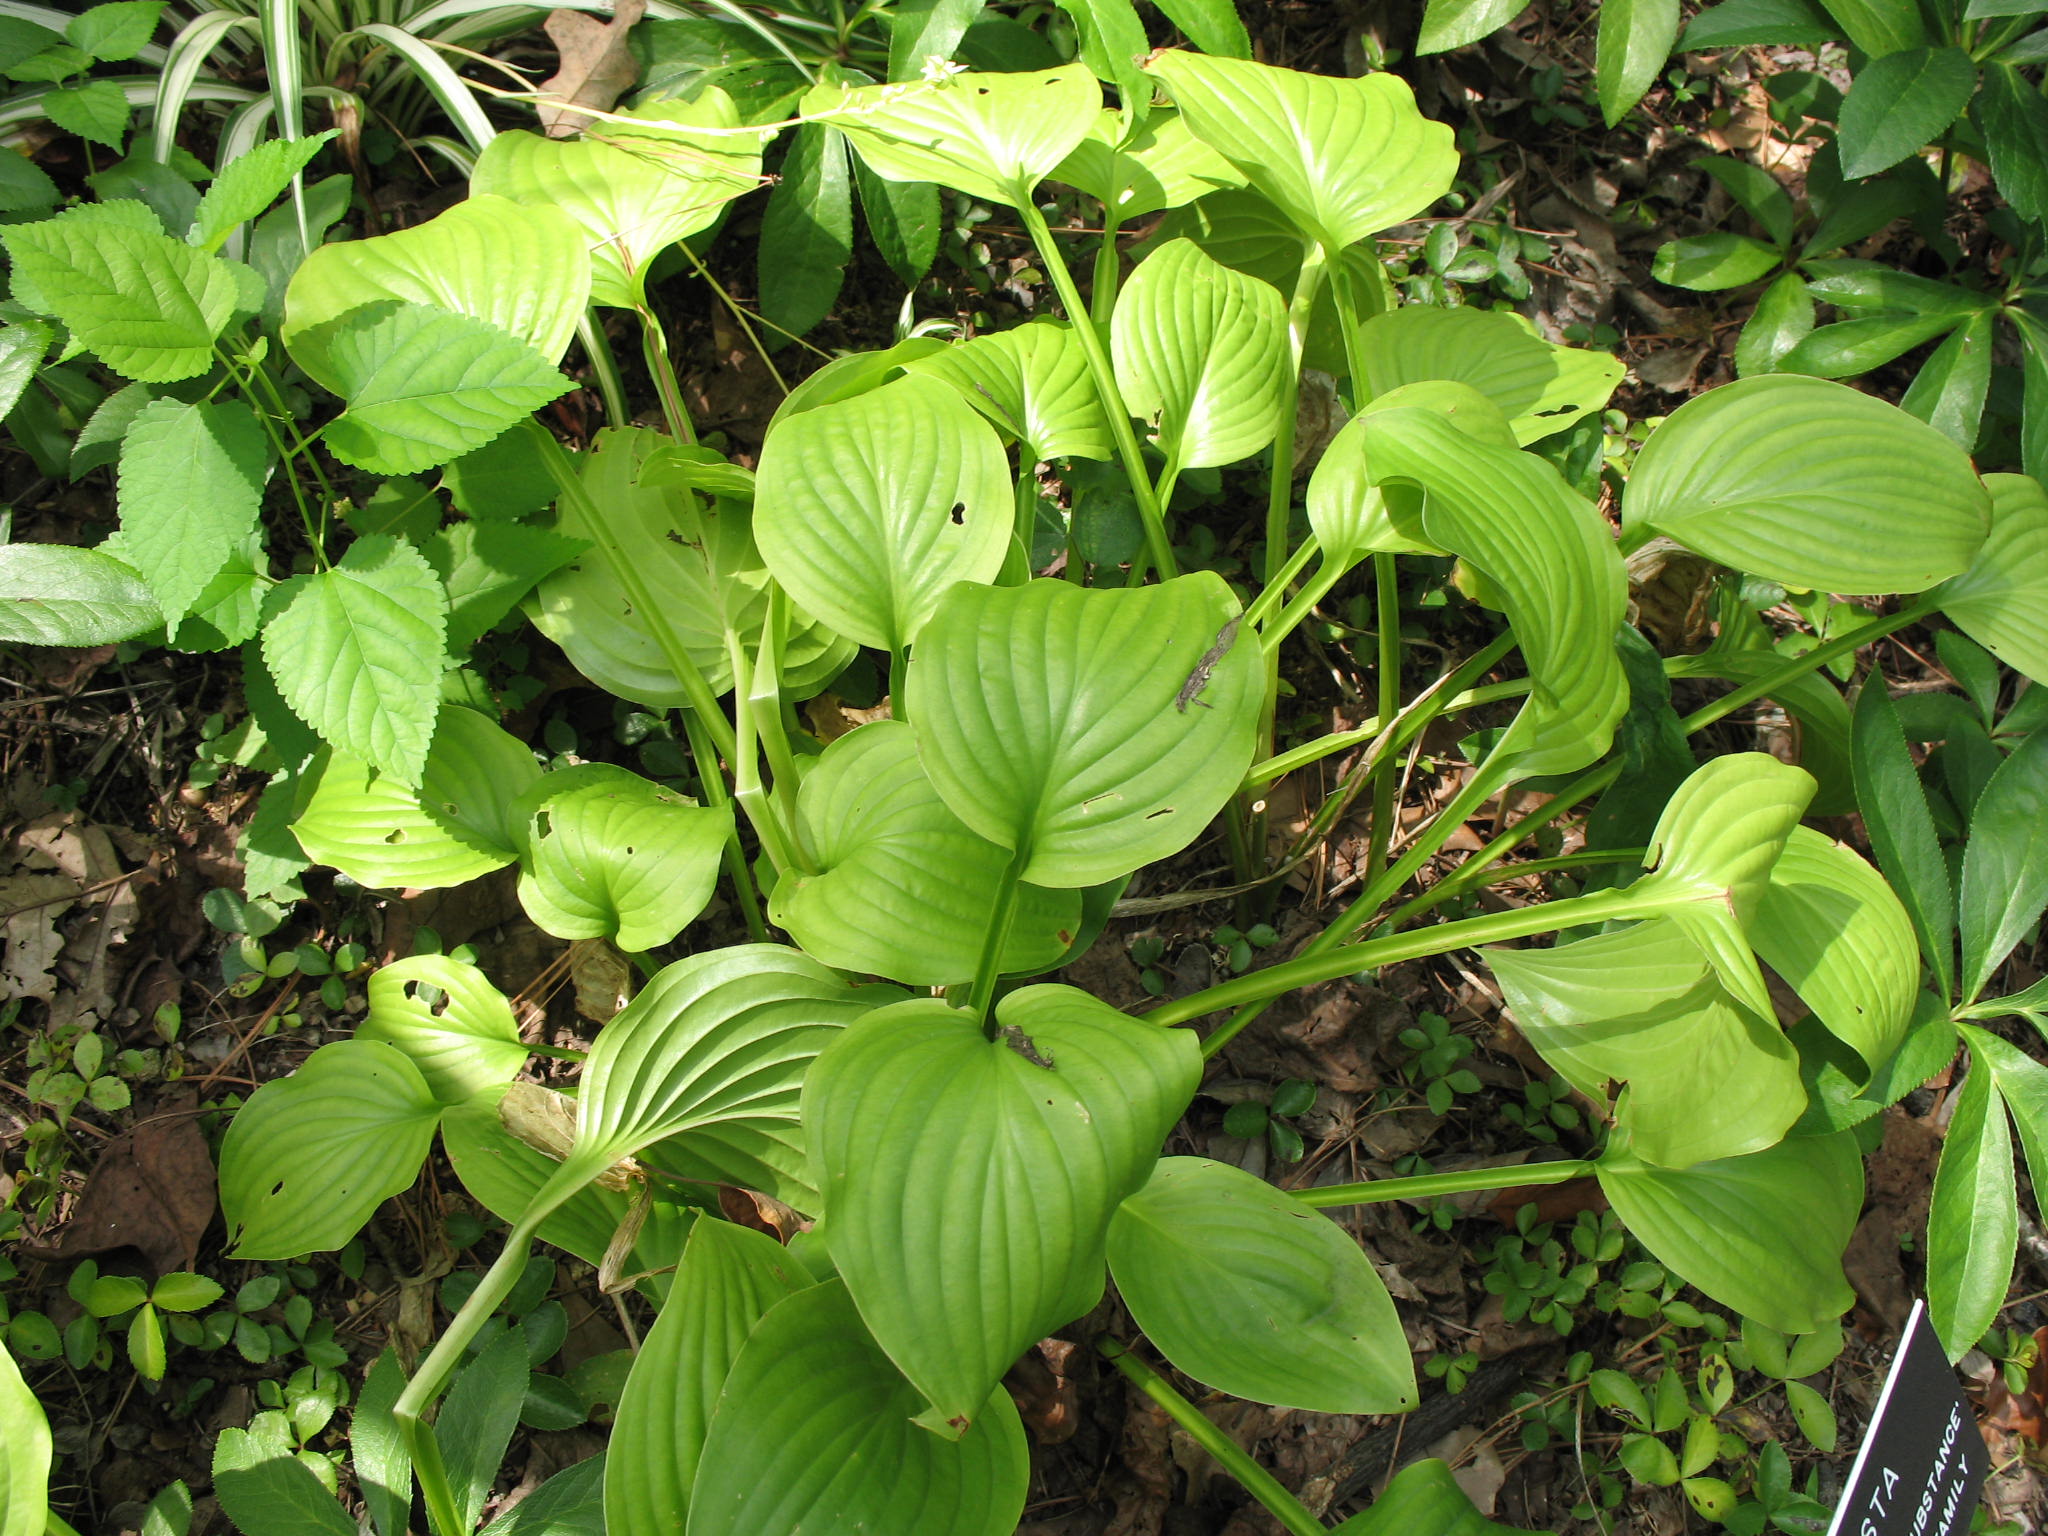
[{"left": 1828, "top": 1300, "right": 1986, "bottom": 1536}]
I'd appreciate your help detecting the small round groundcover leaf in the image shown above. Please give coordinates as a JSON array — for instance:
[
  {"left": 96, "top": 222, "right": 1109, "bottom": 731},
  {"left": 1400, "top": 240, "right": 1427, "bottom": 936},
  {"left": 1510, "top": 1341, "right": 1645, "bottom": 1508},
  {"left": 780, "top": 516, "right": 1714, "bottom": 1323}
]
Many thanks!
[
  {"left": 357, "top": 954, "right": 527, "bottom": 1106},
  {"left": 1356, "top": 305, "right": 1624, "bottom": 445},
  {"left": 1598, "top": 1132, "right": 1861, "bottom": 1336},
  {"left": 509, "top": 764, "right": 732, "bottom": 952},
  {"left": 1108, "top": 1157, "right": 1416, "bottom": 1414},
  {"left": 290, "top": 704, "right": 539, "bottom": 890},
  {"left": 771, "top": 721, "right": 1081, "bottom": 985},
  {"left": 1932, "top": 472, "right": 2048, "bottom": 685},
  {"left": 754, "top": 373, "right": 1011, "bottom": 653},
  {"left": 221, "top": 1040, "right": 441, "bottom": 1260},
  {"left": 803, "top": 66, "right": 1102, "bottom": 207},
  {"left": 690, "top": 1280, "right": 1029, "bottom": 1536},
  {"left": 806, "top": 987, "right": 1200, "bottom": 1434},
  {"left": 606, "top": 1219, "right": 812, "bottom": 1536},
  {"left": 904, "top": 573, "right": 1261, "bottom": 888},
  {"left": 1623, "top": 375, "right": 1990, "bottom": 592},
  {"left": 1142, "top": 50, "right": 1457, "bottom": 252}
]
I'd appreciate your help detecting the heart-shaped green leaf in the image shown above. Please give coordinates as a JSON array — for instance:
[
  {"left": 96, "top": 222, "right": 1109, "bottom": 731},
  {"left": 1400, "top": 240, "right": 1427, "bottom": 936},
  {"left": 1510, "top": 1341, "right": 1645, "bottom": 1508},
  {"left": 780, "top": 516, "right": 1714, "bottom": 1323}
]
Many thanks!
[
  {"left": 1356, "top": 305, "right": 1625, "bottom": 445},
  {"left": 770, "top": 721, "right": 1082, "bottom": 985},
  {"left": 290, "top": 703, "right": 539, "bottom": 889},
  {"left": 806, "top": 986, "right": 1199, "bottom": 1431},
  {"left": 508, "top": 764, "right": 731, "bottom": 952},
  {"left": 1490, "top": 918, "right": 1803, "bottom": 1168},
  {"left": 1108, "top": 1157, "right": 1416, "bottom": 1413},
  {"left": 471, "top": 96, "right": 764, "bottom": 308},
  {"left": 904, "top": 318, "right": 1113, "bottom": 462},
  {"left": 1141, "top": 50, "right": 1456, "bottom": 251},
  {"left": 1351, "top": 400, "right": 1629, "bottom": 778},
  {"left": 1934, "top": 473, "right": 2048, "bottom": 685},
  {"left": 1624, "top": 375, "right": 1991, "bottom": 592},
  {"left": 358, "top": 955, "right": 527, "bottom": 1107},
  {"left": 805, "top": 66, "right": 1101, "bottom": 206},
  {"left": 1112, "top": 238, "right": 1289, "bottom": 471},
  {"left": 1598, "top": 1132, "right": 1860, "bottom": 1335},
  {"left": 754, "top": 373, "right": 1012, "bottom": 652},
  {"left": 1751, "top": 826, "right": 1917, "bottom": 1078},
  {"left": 282, "top": 195, "right": 589, "bottom": 385},
  {"left": 907, "top": 574, "right": 1259, "bottom": 886},
  {"left": 221, "top": 1040, "right": 441, "bottom": 1259},
  {"left": 606, "top": 1219, "right": 812, "bottom": 1536},
  {"left": 689, "top": 1280, "right": 1030, "bottom": 1536},
  {"left": 1051, "top": 107, "right": 1244, "bottom": 220}
]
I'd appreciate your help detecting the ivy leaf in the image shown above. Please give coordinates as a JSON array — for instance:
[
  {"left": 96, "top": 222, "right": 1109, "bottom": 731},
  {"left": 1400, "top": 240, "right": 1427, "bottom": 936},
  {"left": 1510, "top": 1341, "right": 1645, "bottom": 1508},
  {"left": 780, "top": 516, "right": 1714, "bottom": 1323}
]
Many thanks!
[
  {"left": 261, "top": 533, "right": 447, "bottom": 786},
  {"left": 115, "top": 399, "right": 267, "bottom": 631},
  {"left": 41, "top": 79, "right": 129, "bottom": 150}
]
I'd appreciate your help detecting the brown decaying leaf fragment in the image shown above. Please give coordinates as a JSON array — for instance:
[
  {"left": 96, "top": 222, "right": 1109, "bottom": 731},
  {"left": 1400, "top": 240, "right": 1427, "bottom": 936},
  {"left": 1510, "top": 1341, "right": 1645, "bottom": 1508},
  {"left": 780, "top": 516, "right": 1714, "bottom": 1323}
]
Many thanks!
[
  {"left": 537, "top": 0, "right": 647, "bottom": 138},
  {"left": 17, "top": 1092, "right": 215, "bottom": 1276}
]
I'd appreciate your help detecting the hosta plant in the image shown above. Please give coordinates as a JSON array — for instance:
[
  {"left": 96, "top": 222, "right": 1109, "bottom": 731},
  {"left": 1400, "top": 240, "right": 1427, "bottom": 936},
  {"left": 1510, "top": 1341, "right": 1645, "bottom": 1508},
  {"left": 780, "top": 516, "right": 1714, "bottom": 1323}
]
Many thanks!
[{"left": 2, "top": 29, "right": 2044, "bottom": 1536}]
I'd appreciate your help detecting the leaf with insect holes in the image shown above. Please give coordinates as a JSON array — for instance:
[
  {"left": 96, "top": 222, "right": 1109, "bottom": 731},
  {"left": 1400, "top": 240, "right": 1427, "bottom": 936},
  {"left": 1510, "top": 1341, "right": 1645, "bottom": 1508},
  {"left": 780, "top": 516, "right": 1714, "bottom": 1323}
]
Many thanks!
[
  {"left": 220, "top": 1040, "right": 442, "bottom": 1259},
  {"left": 358, "top": 955, "right": 527, "bottom": 1107}
]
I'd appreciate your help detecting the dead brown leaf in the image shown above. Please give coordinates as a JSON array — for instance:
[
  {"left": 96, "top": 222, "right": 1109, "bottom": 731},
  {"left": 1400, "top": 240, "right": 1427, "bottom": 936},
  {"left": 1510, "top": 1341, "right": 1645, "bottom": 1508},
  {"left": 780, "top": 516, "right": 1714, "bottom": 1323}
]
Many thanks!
[
  {"left": 538, "top": 0, "right": 647, "bottom": 137},
  {"left": 18, "top": 1095, "right": 215, "bottom": 1275}
]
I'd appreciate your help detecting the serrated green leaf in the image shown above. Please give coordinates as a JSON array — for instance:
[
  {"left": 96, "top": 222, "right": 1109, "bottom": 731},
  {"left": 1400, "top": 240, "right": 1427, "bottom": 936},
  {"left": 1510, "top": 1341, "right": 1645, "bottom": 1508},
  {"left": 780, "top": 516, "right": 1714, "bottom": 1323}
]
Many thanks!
[
  {"left": 261, "top": 533, "right": 445, "bottom": 785},
  {"left": 905, "top": 573, "right": 1262, "bottom": 886},
  {"left": 0, "top": 320, "right": 48, "bottom": 420},
  {"left": 1838, "top": 47, "right": 1976, "bottom": 179},
  {"left": 0, "top": 149, "right": 59, "bottom": 215},
  {"left": 1925, "top": 1046, "right": 2015, "bottom": 1358},
  {"left": 1599, "top": 1133, "right": 1860, "bottom": 1335},
  {"left": 689, "top": 1280, "right": 1029, "bottom": 1536},
  {"left": 477, "top": 1454, "right": 605, "bottom": 1536},
  {"left": 1416, "top": 0, "right": 1522, "bottom": 52},
  {"left": 1961, "top": 1025, "right": 2048, "bottom": 1216},
  {"left": 211, "top": 1422, "right": 356, "bottom": 1536},
  {"left": 772, "top": 721, "right": 1081, "bottom": 984},
  {"left": 759, "top": 121, "right": 852, "bottom": 341},
  {"left": 805, "top": 65, "right": 1100, "bottom": 207},
  {"left": 190, "top": 131, "right": 338, "bottom": 254},
  {"left": 1357, "top": 305, "right": 1624, "bottom": 444},
  {"left": 1977, "top": 63, "right": 2048, "bottom": 225},
  {"left": 42, "top": 79, "right": 129, "bottom": 150},
  {"left": 1898, "top": 310, "right": 1991, "bottom": 448},
  {"left": 283, "top": 195, "right": 588, "bottom": 384},
  {"left": 220, "top": 1039, "right": 441, "bottom": 1259},
  {"left": 0, "top": 543, "right": 159, "bottom": 645},
  {"left": 67, "top": 2, "right": 161, "bottom": 62},
  {"left": 470, "top": 96, "right": 764, "bottom": 309},
  {"left": 438, "top": 1325, "right": 528, "bottom": 1534},
  {"left": 807, "top": 987, "right": 1199, "bottom": 1431},
  {"left": 1850, "top": 682, "right": 1955, "bottom": 996},
  {"left": 1957, "top": 727, "right": 2048, "bottom": 1005},
  {"left": 1651, "top": 232, "right": 1783, "bottom": 291},
  {"left": 1820, "top": 0, "right": 1928, "bottom": 52},
  {"left": 1109, "top": 1157, "right": 1416, "bottom": 1412},
  {"left": 509, "top": 763, "right": 732, "bottom": 951},
  {"left": 1050, "top": 107, "right": 1244, "bottom": 221},
  {"left": 1752, "top": 826, "right": 1917, "bottom": 1077},
  {"left": 1597, "top": 0, "right": 1681, "bottom": 126},
  {"left": 308, "top": 301, "right": 572, "bottom": 477},
  {"left": 605, "top": 1220, "right": 811, "bottom": 1535},
  {"left": 1777, "top": 311, "right": 1965, "bottom": 377},
  {"left": 1933, "top": 474, "right": 2048, "bottom": 685},
  {"left": 425, "top": 520, "right": 584, "bottom": 655},
  {"left": 1490, "top": 918, "right": 1802, "bottom": 1167},
  {"left": 1112, "top": 237, "right": 1289, "bottom": 471},
  {"left": 905, "top": 318, "right": 1113, "bottom": 462},
  {"left": 0, "top": 1340, "right": 51, "bottom": 1536},
  {"left": 754, "top": 373, "right": 1010, "bottom": 652},
  {"left": 358, "top": 955, "right": 526, "bottom": 1106},
  {"left": 1143, "top": 50, "right": 1456, "bottom": 251},
  {"left": 1, "top": 212, "right": 237, "bottom": 381},
  {"left": 1624, "top": 374, "right": 1990, "bottom": 592},
  {"left": 115, "top": 398, "right": 265, "bottom": 631}
]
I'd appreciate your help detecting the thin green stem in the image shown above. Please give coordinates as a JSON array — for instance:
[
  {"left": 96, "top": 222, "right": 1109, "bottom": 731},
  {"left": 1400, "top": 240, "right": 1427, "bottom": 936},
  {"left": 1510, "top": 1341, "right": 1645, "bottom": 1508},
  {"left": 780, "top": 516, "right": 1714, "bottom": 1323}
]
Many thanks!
[
  {"left": 1097, "top": 1339, "right": 1326, "bottom": 1536},
  {"left": 1013, "top": 196, "right": 1177, "bottom": 582},
  {"left": 1243, "top": 535, "right": 1319, "bottom": 633},
  {"left": 1266, "top": 244, "right": 1327, "bottom": 590},
  {"left": 680, "top": 709, "right": 770, "bottom": 943},
  {"left": 1295, "top": 1158, "right": 1598, "bottom": 1210},
  {"left": 1245, "top": 676, "right": 1528, "bottom": 789},
  {"left": 216, "top": 345, "right": 325, "bottom": 561},
  {"left": 636, "top": 303, "right": 697, "bottom": 445},
  {"left": 969, "top": 841, "right": 1031, "bottom": 1029},
  {"left": 725, "top": 629, "right": 807, "bottom": 878},
  {"left": 1366, "top": 551, "right": 1401, "bottom": 883},
  {"left": 1676, "top": 598, "right": 1938, "bottom": 735},
  {"left": 752, "top": 585, "right": 805, "bottom": 840},
  {"left": 1089, "top": 212, "right": 1123, "bottom": 328},
  {"left": 575, "top": 310, "right": 629, "bottom": 429}
]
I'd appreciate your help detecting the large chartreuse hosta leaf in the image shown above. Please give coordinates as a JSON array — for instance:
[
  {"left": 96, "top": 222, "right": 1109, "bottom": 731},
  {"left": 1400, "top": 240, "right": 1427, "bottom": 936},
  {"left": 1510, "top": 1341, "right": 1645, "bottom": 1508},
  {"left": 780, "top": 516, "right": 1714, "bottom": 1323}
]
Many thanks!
[
  {"left": 803, "top": 66, "right": 1101, "bottom": 207},
  {"left": 1349, "top": 397, "right": 1629, "bottom": 778},
  {"left": 1624, "top": 375, "right": 1991, "bottom": 592},
  {"left": 508, "top": 764, "right": 731, "bottom": 952},
  {"left": 1490, "top": 919, "right": 1801, "bottom": 1168},
  {"left": 356, "top": 955, "right": 527, "bottom": 1108},
  {"left": 806, "top": 987, "right": 1200, "bottom": 1433},
  {"left": 905, "top": 574, "right": 1261, "bottom": 887},
  {"left": 1142, "top": 51, "right": 1457, "bottom": 251},
  {"left": 282, "top": 195, "right": 589, "bottom": 388},
  {"left": 1932, "top": 472, "right": 2048, "bottom": 685},
  {"left": 1599, "top": 1132, "right": 1861, "bottom": 1335},
  {"left": 1113, "top": 238, "right": 1290, "bottom": 471},
  {"left": 754, "top": 374, "right": 1011, "bottom": 652},
  {"left": 690, "top": 1281, "right": 1030, "bottom": 1536},
  {"left": 1, "top": 1335, "right": 51, "bottom": 1536},
  {"left": 1355, "top": 305, "right": 1625, "bottom": 444},
  {"left": 221, "top": 1040, "right": 442, "bottom": 1259},
  {"left": 904, "top": 319, "right": 1113, "bottom": 463},
  {"left": 769, "top": 721, "right": 1081, "bottom": 986},
  {"left": 528, "top": 430, "right": 851, "bottom": 707},
  {"left": 1051, "top": 107, "right": 1244, "bottom": 221},
  {"left": 1108, "top": 1157, "right": 1416, "bottom": 1413},
  {"left": 471, "top": 94, "right": 764, "bottom": 308},
  {"left": 606, "top": 1219, "right": 812, "bottom": 1536}
]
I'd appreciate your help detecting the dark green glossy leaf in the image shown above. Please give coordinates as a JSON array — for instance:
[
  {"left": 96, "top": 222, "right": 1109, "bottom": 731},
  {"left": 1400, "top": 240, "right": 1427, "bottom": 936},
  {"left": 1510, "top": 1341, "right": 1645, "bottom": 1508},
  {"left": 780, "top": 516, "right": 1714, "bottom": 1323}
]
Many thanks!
[
  {"left": 1776, "top": 312, "right": 1964, "bottom": 378},
  {"left": 759, "top": 121, "right": 852, "bottom": 341},
  {"left": 1977, "top": 63, "right": 2048, "bottom": 224},
  {"left": 1925, "top": 1045, "right": 2015, "bottom": 1358},
  {"left": 1597, "top": 0, "right": 1681, "bottom": 126},
  {"left": 1851, "top": 682, "right": 1955, "bottom": 997},
  {"left": 1957, "top": 728, "right": 2048, "bottom": 1005},
  {"left": 1651, "top": 233, "right": 1781, "bottom": 292},
  {"left": 1837, "top": 47, "right": 1976, "bottom": 179},
  {"left": 1899, "top": 310, "right": 1992, "bottom": 448},
  {"left": 1933, "top": 473, "right": 2048, "bottom": 685}
]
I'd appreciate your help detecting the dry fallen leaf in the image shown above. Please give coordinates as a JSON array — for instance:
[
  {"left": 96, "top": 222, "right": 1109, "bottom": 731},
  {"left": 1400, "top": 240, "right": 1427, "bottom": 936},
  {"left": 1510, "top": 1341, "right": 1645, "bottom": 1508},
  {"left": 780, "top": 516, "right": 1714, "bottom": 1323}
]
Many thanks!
[
  {"left": 18, "top": 1096, "right": 216, "bottom": 1275},
  {"left": 538, "top": 0, "right": 646, "bottom": 137}
]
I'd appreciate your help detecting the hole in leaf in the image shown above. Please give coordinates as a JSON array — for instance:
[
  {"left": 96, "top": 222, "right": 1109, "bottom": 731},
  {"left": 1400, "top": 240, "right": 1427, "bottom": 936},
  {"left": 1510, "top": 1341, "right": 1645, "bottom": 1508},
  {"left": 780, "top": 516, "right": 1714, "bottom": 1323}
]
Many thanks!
[
  {"left": 1144, "top": 808, "right": 1174, "bottom": 820},
  {"left": 950, "top": 503, "right": 965, "bottom": 525},
  {"left": 384, "top": 829, "right": 406, "bottom": 844}
]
